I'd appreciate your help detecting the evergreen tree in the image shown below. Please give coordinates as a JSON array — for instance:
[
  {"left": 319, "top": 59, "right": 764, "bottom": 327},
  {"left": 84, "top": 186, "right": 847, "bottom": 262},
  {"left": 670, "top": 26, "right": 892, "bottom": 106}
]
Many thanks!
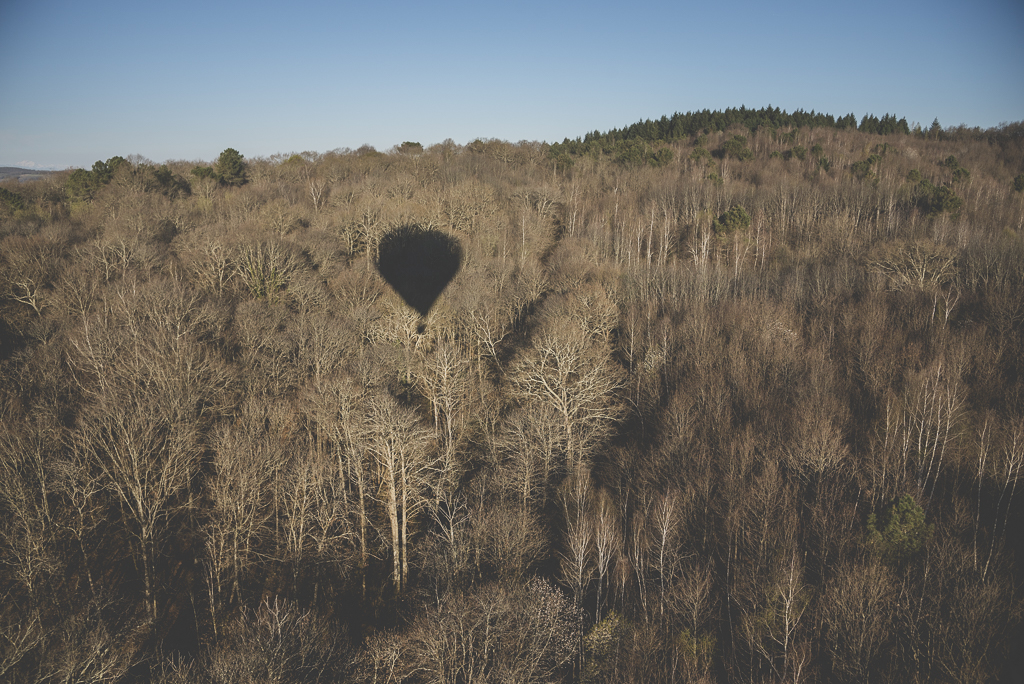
[
  {"left": 214, "top": 148, "right": 248, "bottom": 186},
  {"left": 867, "top": 495, "right": 933, "bottom": 566},
  {"left": 712, "top": 204, "right": 751, "bottom": 236},
  {"left": 0, "top": 186, "right": 25, "bottom": 212}
]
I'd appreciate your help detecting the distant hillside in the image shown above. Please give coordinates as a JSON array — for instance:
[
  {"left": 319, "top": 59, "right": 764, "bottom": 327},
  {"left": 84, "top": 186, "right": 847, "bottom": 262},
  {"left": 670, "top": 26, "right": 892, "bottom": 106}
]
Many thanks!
[
  {"left": 549, "top": 106, "right": 1024, "bottom": 170},
  {"left": 0, "top": 167, "right": 57, "bottom": 182},
  {"left": 561, "top": 106, "right": 913, "bottom": 145},
  {"left": 544, "top": 106, "right": 920, "bottom": 168}
]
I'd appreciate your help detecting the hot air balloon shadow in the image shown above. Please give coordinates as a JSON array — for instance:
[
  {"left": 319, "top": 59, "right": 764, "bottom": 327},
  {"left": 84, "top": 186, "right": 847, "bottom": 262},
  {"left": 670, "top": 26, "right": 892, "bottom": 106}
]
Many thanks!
[{"left": 375, "top": 226, "right": 462, "bottom": 331}]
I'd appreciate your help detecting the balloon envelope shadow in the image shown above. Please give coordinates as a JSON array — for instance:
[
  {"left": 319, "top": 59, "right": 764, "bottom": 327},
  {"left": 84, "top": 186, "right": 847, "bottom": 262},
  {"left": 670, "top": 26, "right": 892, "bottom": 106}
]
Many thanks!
[{"left": 375, "top": 226, "right": 462, "bottom": 324}]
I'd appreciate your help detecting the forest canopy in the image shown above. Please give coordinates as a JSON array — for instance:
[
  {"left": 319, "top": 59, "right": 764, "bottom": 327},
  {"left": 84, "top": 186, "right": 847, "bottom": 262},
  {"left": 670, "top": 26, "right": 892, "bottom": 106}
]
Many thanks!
[{"left": 1, "top": 108, "right": 1024, "bottom": 683}]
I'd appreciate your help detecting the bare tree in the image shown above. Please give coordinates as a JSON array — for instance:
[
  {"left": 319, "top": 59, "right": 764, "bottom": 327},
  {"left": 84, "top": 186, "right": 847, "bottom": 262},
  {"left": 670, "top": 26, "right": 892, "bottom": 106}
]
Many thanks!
[
  {"left": 417, "top": 328, "right": 471, "bottom": 499},
  {"left": 907, "top": 356, "right": 966, "bottom": 502},
  {"left": 402, "top": 579, "right": 581, "bottom": 684},
  {"left": 983, "top": 418, "right": 1024, "bottom": 579},
  {"left": 469, "top": 501, "right": 547, "bottom": 584},
  {"left": 275, "top": 445, "right": 351, "bottom": 598},
  {"left": 363, "top": 392, "right": 436, "bottom": 592},
  {"left": 305, "top": 372, "right": 373, "bottom": 590},
  {"left": 559, "top": 468, "right": 594, "bottom": 612},
  {"left": 0, "top": 605, "right": 44, "bottom": 682},
  {"left": 70, "top": 279, "right": 226, "bottom": 620},
  {"left": 37, "top": 600, "right": 145, "bottom": 684},
  {"left": 74, "top": 389, "right": 200, "bottom": 621},
  {"left": 510, "top": 297, "right": 625, "bottom": 472},
  {"left": 204, "top": 418, "right": 278, "bottom": 633},
  {"left": 823, "top": 560, "right": 896, "bottom": 682},
  {"left": 591, "top": 489, "right": 620, "bottom": 622},
  {"left": 1, "top": 232, "right": 63, "bottom": 316},
  {"left": 420, "top": 492, "right": 472, "bottom": 604},
  {"left": 309, "top": 178, "right": 330, "bottom": 214},
  {"left": 52, "top": 448, "right": 104, "bottom": 601},
  {"left": 0, "top": 413, "right": 60, "bottom": 604},
  {"left": 744, "top": 552, "right": 811, "bottom": 682},
  {"left": 666, "top": 561, "right": 717, "bottom": 681},
  {"left": 649, "top": 489, "right": 682, "bottom": 621},
  {"left": 498, "top": 402, "right": 566, "bottom": 510},
  {"left": 177, "top": 231, "right": 234, "bottom": 294},
  {"left": 295, "top": 308, "right": 356, "bottom": 387},
  {"left": 206, "top": 597, "right": 342, "bottom": 684},
  {"left": 626, "top": 494, "right": 651, "bottom": 618}
]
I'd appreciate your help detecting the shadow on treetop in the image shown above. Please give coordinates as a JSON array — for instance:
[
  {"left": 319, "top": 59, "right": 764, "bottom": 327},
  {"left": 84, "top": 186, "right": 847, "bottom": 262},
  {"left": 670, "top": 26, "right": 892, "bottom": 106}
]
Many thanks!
[{"left": 375, "top": 226, "right": 462, "bottom": 325}]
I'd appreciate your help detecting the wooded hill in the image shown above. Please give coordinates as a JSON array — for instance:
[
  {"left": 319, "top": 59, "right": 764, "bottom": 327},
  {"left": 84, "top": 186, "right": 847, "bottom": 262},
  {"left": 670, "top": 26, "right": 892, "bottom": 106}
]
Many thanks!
[
  {"left": 1, "top": 109, "right": 1024, "bottom": 683},
  {"left": 0, "top": 168, "right": 57, "bottom": 183}
]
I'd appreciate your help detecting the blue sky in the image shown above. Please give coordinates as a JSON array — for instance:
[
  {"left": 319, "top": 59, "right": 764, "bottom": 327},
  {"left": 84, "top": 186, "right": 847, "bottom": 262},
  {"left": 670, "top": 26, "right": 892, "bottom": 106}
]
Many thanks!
[{"left": 2, "top": 0, "right": 1022, "bottom": 169}]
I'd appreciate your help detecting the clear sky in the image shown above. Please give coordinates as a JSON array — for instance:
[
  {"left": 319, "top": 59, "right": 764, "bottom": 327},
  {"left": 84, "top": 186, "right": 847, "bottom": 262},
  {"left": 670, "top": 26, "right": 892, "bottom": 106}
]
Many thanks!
[{"left": 2, "top": 0, "right": 1022, "bottom": 169}]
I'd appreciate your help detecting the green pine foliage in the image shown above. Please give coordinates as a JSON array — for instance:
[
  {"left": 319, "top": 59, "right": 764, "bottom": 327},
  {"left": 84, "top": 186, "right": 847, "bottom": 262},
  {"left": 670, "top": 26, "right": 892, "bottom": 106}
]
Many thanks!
[
  {"left": 549, "top": 107, "right": 919, "bottom": 176},
  {"left": 191, "top": 165, "right": 217, "bottom": 179},
  {"left": 64, "top": 155, "right": 193, "bottom": 204},
  {"left": 917, "top": 179, "right": 964, "bottom": 216},
  {"left": 867, "top": 494, "right": 934, "bottom": 565},
  {"left": 583, "top": 612, "right": 629, "bottom": 683},
  {"left": 90, "top": 155, "right": 127, "bottom": 184},
  {"left": 787, "top": 145, "right": 807, "bottom": 161},
  {"left": 64, "top": 168, "right": 94, "bottom": 202},
  {"left": 851, "top": 155, "right": 882, "bottom": 181},
  {"left": 939, "top": 156, "right": 972, "bottom": 184},
  {"left": 0, "top": 187, "right": 25, "bottom": 212},
  {"left": 858, "top": 113, "right": 911, "bottom": 135},
  {"left": 150, "top": 165, "right": 191, "bottom": 198},
  {"left": 721, "top": 135, "right": 754, "bottom": 161},
  {"left": 612, "top": 140, "right": 674, "bottom": 167},
  {"left": 549, "top": 106, "right": 907, "bottom": 158},
  {"left": 215, "top": 147, "right": 248, "bottom": 186},
  {"left": 689, "top": 145, "right": 713, "bottom": 164},
  {"left": 712, "top": 204, "right": 751, "bottom": 236}
]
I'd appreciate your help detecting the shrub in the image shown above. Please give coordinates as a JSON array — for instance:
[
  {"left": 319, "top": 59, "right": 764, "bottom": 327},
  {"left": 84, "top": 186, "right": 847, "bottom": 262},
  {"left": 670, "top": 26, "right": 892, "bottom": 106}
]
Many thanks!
[
  {"left": 712, "top": 204, "right": 751, "bottom": 236},
  {"left": 951, "top": 166, "right": 971, "bottom": 183},
  {"left": 649, "top": 147, "right": 674, "bottom": 167},
  {"left": 851, "top": 154, "right": 881, "bottom": 180},
  {"left": 690, "top": 146, "right": 712, "bottom": 164},
  {"left": 584, "top": 612, "right": 629, "bottom": 683},
  {"left": 917, "top": 180, "right": 964, "bottom": 216},
  {"left": 0, "top": 187, "right": 25, "bottom": 212},
  {"left": 867, "top": 494, "right": 933, "bottom": 565},
  {"left": 721, "top": 135, "right": 754, "bottom": 161},
  {"left": 150, "top": 165, "right": 191, "bottom": 198}
]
